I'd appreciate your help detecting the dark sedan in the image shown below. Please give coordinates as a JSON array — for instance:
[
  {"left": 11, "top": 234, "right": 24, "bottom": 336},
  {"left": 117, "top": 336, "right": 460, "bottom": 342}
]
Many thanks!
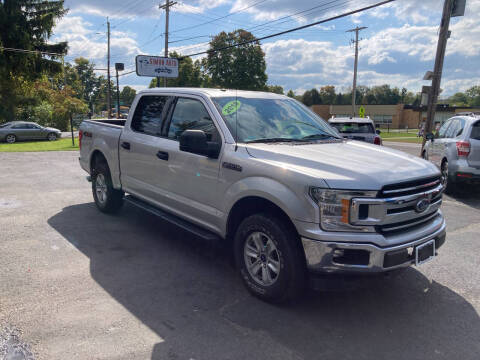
[{"left": 0, "top": 121, "right": 62, "bottom": 143}]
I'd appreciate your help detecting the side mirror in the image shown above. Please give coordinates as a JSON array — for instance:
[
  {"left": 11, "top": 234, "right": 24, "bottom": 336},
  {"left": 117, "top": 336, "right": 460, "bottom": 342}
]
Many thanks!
[
  {"left": 375, "top": 129, "right": 381, "bottom": 135},
  {"left": 179, "top": 130, "right": 221, "bottom": 159},
  {"left": 426, "top": 132, "right": 434, "bottom": 141}
]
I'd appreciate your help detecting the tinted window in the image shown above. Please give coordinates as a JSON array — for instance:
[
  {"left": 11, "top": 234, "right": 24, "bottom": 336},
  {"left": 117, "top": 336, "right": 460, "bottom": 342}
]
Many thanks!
[
  {"left": 131, "top": 95, "right": 170, "bottom": 136},
  {"left": 445, "top": 119, "right": 464, "bottom": 138},
  {"left": 471, "top": 121, "right": 480, "bottom": 140},
  {"left": 330, "top": 122, "right": 374, "bottom": 134},
  {"left": 437, "top": 120, "right": 451, "bottom": 138},
  {"left": 168, "top": 98, "right": 219, "bottom": 141},
  {"left": 12, "top": 123, "right": 29, "bottom": 129},
  {"left": 0, "top": 123, "right": 11, "bottom": 128}
]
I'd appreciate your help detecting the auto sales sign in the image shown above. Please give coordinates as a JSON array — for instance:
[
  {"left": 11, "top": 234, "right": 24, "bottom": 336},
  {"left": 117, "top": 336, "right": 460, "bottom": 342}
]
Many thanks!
[{"left": 135, "top": 55, "right": 179, "bottom": 78}]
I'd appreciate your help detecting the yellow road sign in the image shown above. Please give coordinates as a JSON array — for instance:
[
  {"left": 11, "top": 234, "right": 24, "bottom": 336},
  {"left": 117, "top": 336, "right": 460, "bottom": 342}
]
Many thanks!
[{"left": 359, "top": 106, "right": 365, "bottom": 118}]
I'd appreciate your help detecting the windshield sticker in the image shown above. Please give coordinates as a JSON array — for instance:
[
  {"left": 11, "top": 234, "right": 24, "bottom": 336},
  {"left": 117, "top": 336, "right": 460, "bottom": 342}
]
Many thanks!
[{"left": 222, "top": 100, "right": 241, "bottom": 116}]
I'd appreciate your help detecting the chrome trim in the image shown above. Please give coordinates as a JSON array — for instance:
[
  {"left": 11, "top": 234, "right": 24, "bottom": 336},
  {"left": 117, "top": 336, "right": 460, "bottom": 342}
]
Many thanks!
[
  {"left": 350, "top": 183, "right": 443, "bottom": 228},
  {"left": 301, "top": 216, "right": 446, "bottom": 273},
  {"left": 382, "top": 179, "right": 440, "bottom": 195},
  {"left": 380, "top": 212, "right": 440, "bottom": 232}
]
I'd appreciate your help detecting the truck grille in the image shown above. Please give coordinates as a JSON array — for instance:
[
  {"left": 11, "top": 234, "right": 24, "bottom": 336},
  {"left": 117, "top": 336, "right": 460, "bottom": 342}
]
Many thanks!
[{"left": 350, "top": 176, "right": 443, "bottom": 234}]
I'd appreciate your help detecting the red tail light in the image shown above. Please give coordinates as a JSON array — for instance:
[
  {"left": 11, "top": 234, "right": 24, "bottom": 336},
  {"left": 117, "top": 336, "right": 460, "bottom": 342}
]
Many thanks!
[
  {"left": 456, "top": 141, "right": 470, "bottom": 157},
  {"left": 79, "top": 130, "right": 83, "bottom": 150},
  {"left": 374, "top": 136, "right": 382, "bottom": 145}
]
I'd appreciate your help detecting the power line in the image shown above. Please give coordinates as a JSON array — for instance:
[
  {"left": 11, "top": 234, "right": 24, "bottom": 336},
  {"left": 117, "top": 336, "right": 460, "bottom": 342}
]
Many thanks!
[
  {"left": 0, "top": 46, "right": 64, "bottom": 56},
  {"left": 178, "top": 0, "right": 395, "bottom": 59}
]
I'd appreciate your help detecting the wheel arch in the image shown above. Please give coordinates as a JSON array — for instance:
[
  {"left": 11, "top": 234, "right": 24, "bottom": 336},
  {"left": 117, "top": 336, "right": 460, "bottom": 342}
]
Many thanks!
[{"left": 226, "top": 196, "right": 299, "bottom": 243}]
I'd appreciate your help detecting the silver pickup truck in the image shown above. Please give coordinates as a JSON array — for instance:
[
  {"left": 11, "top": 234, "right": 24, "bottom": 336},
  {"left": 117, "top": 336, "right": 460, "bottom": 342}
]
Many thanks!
[{"left": 79, "top": 88, "right": 446, "bottom": 303}]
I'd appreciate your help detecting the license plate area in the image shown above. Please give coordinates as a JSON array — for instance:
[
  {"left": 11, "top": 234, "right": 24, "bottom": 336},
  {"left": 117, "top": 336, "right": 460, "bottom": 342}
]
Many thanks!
[{"left": 415, "top": 239, "right": 435, "bottom": 266}]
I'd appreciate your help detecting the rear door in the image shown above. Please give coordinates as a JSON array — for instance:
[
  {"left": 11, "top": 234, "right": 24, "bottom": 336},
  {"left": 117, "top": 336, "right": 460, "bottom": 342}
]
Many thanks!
[
  {"left": 429, "top": 119, "right": 452, "bottom": 166},
  {"left": 468, "top": 120, "right": 480, "bottom": 169},
  {"left": 119, "top": 94, "right": 174, "bottom": 203}
]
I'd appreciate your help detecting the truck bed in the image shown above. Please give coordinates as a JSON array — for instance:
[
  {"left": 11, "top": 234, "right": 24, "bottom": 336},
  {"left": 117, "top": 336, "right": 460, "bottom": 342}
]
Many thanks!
[{"left": 85, "top": 118, "right": 126, "bottom": 127}]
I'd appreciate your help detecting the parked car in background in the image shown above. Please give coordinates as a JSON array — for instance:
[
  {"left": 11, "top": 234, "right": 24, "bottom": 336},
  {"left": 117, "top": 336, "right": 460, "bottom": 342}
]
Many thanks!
[
  {"left": 0, "top": 121, "right": 61, "bottom": 143},
  {"left": 328, "top": 116, "right": 382, "bottom": 145},
  {"left": 423, "top": 114, "right": 480, "bottom": 194},
  {"left": 78, "top": 88, "right": 445, "bottom": 303}
]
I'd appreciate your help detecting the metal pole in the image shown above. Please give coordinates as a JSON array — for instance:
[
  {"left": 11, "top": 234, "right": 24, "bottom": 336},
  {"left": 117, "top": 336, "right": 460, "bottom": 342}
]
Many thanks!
[
  {"left": 164, "top": 0, "right": 169, "bottom": 87},
  {"left": 346, "top": 26, "right": 367, "bottom": 117},
  {"left": 63, "top": 56, "right": 74, "bottom": 146},
  {"left": 116, "top": 69, "right": 120, "bottom": 119},
  {"left": 421, "top": 0, "right": 454, "bottom": 154},
  {"left": 107, "top": 18, "right": 112, "bottom": 118}
]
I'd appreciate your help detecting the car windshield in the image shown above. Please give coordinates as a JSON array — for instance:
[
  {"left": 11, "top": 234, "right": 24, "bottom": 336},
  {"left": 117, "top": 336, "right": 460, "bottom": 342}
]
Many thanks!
[
  {"left": 330, "top": 122, "right": 375, "bottom": 134},
  {"left": 212, "top": 96, "right": 339, "bottom": 143},
  {"left": 0, "top": 122, "right": 11, "bottom": 128}
]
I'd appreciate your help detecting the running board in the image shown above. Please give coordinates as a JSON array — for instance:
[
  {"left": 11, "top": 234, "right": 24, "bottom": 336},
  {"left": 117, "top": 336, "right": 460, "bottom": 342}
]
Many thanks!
[{"left": 124, "top": 195, "right": 221, "bottom": 242}]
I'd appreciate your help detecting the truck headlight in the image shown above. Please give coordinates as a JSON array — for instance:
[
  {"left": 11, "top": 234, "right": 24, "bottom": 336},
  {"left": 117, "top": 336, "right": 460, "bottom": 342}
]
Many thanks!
[{"left": 309, "top": 188, "right": 377, "bottom": 232}]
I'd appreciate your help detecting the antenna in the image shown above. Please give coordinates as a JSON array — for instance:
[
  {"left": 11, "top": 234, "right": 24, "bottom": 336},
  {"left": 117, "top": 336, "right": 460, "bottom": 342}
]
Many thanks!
[{"left": 235, "top": 88, "right": 238, "bottom": 151}]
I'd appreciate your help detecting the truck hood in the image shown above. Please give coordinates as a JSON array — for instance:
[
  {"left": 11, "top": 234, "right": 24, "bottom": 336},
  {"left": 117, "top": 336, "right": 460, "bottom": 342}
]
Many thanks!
[{"left": 245, "top": 140, "right": 440, "bottom": 190}]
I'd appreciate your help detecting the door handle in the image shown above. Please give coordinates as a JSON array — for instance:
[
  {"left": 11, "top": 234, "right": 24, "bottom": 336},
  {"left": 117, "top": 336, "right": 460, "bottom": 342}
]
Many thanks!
[
  {"left": 156, "top": 151, "right": 169, "bottom": 161},
  {"left": 121, "top": 142, "right": 130, "bottom": 150}
]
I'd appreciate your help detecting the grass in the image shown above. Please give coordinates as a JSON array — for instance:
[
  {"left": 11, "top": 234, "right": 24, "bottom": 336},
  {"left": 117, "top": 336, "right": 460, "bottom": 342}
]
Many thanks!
[
  {"left": 0, "top": 137, "right": 79, "bottom": 152},
  {"left": 379, "top": 131, "right": 423, "bottom": 143},
  {"left": 382, "top": 137, "right": 423, "bottom": 144}
]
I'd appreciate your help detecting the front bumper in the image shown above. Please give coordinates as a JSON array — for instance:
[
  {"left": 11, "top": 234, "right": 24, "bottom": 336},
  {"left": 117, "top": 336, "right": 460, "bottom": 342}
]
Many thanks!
[{"left": 300, "top": 213, "right": 446, "bottom": 273}]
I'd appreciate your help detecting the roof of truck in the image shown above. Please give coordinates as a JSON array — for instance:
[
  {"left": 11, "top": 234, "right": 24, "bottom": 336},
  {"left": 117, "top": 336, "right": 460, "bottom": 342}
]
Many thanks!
[
  {"left": 328, "top": 116, "right": 374, "bottom": 124},
  {"left": 138, "top": 87, "right": 288, "bottom": 99}
]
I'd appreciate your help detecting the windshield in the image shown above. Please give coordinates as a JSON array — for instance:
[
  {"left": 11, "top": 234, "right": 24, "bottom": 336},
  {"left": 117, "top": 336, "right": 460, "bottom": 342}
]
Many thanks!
[
  {"left": 330, "top": 122, "right": 375, "bottom": 134},
  {"left": 212, "top": 97, "right": 339, "bottom": 143}
]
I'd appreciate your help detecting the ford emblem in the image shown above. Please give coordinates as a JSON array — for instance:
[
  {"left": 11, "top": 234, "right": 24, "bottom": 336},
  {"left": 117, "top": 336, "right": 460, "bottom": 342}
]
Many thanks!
[{"left": 415, "top": 198, "right": 430, "bottom": 213}]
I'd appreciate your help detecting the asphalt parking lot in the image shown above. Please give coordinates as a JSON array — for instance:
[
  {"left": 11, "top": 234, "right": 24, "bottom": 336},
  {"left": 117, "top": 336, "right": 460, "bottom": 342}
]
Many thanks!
[{"left": 1, "top": 145, "right": 479, "bottom": 360}]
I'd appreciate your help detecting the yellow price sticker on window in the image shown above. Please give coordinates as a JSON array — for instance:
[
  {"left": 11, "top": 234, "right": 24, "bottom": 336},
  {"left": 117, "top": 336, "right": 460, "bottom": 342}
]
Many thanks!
[{"left": 222, "top": 100, "right": 241, "bottom": 116}]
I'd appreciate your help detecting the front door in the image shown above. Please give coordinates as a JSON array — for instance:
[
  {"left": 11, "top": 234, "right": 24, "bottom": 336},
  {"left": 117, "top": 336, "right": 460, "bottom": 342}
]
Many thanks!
[{"left": 157, "top": 96, "right": 223, "bottom": 231}]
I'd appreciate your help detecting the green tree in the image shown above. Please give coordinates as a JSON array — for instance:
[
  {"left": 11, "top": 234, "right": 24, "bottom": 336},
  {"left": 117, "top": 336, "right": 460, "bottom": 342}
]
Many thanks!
[
  {"left": 466, "top": 86, "right": 480, "bottom": 106},
  {"left": 319, "top": 86, "right": 336, "bottom": 104},
  {"left": 0, "top": 0, "right": 68, "bottom": 121},
  {"left": 287, "top": 90, "right": 295, "bottom": 98},
  {"left": 266, "top": 85, "right": 284, "bottom": 94},
  {"left": 448, "top": 92, "right": 468, "bottom": 106},
  {"left": 120, "top": 86, "right": 136, "bottom": 106},
  {"left": 205, "top": 29, "right": 267, "bottom": 90},
  {"left": 302, "top": 89, "right": 321, "bottom": 106},
  {"left": 72, "top": 57, "right": 101, "bottom": 111}
]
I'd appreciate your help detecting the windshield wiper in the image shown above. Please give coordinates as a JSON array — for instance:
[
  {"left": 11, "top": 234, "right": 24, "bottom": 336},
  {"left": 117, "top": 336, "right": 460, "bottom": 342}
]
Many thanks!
[
  {"left": 245, "top": 137, "right": 307, "bottom": 144},
  {"left": 301, "top": 134, "right": 338, "bottom": 140}
]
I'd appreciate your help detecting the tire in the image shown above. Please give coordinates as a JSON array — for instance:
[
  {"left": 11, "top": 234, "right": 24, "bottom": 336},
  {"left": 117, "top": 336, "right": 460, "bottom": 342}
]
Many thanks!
[
  {"left": 441, "top": 159, "right": 456, "bottom": 195},
  {"left": 234, "top": 213, "right": 306, "bottom": 303},
  {"left": 47, "top": 132, "right": 57, "bottom": 141},
  {"left": 5, "top": 134, "right": 16, "bottom": 144},
  {"left": 422, "top": 150, "right": 427, "bottom": 160},
  {"left": 92, "top": 160, "right": 124, "bottom": 213}
]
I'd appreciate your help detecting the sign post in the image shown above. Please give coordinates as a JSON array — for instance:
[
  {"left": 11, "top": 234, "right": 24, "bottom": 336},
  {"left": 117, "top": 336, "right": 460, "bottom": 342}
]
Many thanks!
[{"left": 135, "top": 55, "right": 179, "bottom": 79}]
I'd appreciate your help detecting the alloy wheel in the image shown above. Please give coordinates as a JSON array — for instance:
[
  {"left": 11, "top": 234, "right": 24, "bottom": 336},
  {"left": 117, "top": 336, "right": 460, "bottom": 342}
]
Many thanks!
[{"left": 244, "top": 231, "right": 281, "bottom": 286}]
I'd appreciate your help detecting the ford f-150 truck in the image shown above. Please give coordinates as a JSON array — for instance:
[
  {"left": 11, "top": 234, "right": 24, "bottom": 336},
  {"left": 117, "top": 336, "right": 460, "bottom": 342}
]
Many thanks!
[{"left": 79, "top": 88, "right": 446, "bottom": 303}]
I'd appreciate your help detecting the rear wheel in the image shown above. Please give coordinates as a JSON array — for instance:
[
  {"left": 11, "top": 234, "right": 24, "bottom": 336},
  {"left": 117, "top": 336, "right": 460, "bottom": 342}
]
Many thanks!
[
  {"left": 92, "top": 160, "right": 124, "bottom": 213},
  {"left": 47, "top": 132, "right": 57, "bottom": 141},
  {"left": 441, "top": 159, "right": 456, "bottom": 195},
  {"left": 234, "top": 213, "right": 306, "bottom": 303},
  {"left": 6, "top": 134, "right": 16, "bottom": 144}
]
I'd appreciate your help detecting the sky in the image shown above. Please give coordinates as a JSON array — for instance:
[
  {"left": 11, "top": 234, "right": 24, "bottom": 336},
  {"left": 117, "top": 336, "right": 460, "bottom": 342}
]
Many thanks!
[{"left": 51, "top": 0, "right": 480, "bottom": 96}]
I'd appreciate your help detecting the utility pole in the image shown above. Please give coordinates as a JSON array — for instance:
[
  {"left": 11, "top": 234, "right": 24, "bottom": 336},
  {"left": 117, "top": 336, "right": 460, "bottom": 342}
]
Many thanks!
[
  {"left": 421, "top": 0, "right": 455, "bottom": 154},
  {"left": 346, "top": 26, "right": 367, "bottom": 117},
  {"left": 159, "top": 0, "right": 176, "bottom": 87},
  {"left": 107, "top": 18, "right": 112, "bottom": 118}
]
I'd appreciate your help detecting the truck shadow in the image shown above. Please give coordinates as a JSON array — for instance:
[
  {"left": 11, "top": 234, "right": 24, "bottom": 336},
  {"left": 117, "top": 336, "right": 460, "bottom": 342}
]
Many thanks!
[{"left": 48, "top": 202, "right": 480, "bottom": 360}]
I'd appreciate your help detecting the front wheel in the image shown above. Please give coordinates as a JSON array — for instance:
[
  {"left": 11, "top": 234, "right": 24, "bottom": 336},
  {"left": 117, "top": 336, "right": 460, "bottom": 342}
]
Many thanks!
[
  {"left": 47, "top": 132, "right": 57, "bottom": 141},
  {"left": 92, "top": 161, "right": 124, "bottom": 213},
  {"left": 5, "top": 134, "right": 16, "bottom": 143},
  {"left": 234, "top": 213, "right": 306, "bottom": 303}
]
